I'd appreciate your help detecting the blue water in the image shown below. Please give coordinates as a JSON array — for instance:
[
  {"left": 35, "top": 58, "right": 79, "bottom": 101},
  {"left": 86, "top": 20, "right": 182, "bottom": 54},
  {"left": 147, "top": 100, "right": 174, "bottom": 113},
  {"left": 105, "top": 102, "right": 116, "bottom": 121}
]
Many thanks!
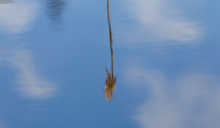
[{"left": 0, "top": 0, "right": 220, "bottom": 128}]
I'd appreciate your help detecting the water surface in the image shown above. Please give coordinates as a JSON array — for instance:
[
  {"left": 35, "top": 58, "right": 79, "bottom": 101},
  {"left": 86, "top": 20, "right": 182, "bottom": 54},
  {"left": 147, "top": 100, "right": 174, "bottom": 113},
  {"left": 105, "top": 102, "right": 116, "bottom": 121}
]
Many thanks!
[{"left": 0, "top": 0, "right": 220, "bottom": 128}]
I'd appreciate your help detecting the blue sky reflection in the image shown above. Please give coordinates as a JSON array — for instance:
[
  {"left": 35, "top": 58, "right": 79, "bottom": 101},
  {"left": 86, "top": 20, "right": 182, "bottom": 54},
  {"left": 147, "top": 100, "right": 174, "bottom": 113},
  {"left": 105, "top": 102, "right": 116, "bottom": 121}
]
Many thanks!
[
  {"left": 0, "top": 0, "right": 39, "bottom": 34},
  {"left": 125, "top": 62, "right": 220, "bottom": 128},
  {"left": 0, "top": 0, "right": 56, "bottom": 100},
  {"left": 118, "top": 0, "right": 220, "bottom": 127},
  {"left": 116, "top": 0, "right": 204, "bottom": 47},
  {"left": 0, "top": 0, "right": 219, "bottom": 127},
  {"left": 7, "top": 50, "right": 57, "bottom": 99}
]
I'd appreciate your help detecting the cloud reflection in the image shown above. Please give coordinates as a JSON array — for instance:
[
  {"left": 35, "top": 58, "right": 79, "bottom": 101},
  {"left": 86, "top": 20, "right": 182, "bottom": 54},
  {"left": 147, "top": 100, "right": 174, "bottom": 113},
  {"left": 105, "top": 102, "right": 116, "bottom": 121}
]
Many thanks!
[
  {"left": 1, "top": 49, "right": 56, "bottom": 100},
  {"left": 0, "top": 1, "right": 38, "bottom": 33},
  {"left": 120, "top": 0, "right": 203, "bottom": 46},
  {"left": 125, "top": 64, "right": 220, "bottom": 128}
]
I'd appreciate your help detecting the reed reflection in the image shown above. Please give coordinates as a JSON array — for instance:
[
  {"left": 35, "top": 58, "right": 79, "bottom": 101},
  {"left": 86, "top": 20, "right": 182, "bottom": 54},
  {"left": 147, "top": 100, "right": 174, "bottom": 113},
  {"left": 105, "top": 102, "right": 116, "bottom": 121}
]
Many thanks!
[
  {"left": 45, "top": 0, "right": 66, "bottom": 28},
  {"left": 104, "top": 0, "right": 116, "bottom": 102}
]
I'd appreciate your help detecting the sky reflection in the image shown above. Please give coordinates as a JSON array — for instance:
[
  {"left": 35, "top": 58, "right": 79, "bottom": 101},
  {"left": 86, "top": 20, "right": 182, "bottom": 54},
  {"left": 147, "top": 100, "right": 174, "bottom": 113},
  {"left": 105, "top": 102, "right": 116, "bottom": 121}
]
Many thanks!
[
  {"left": 117, "top": 0, "right": 203, "bottom": 47},
  {"left": 8, "top": 50, "right": 57, "bottom": 99},
  {"left": 0, "top": 0, "right": 56, "bottom": 100},
  {"left": 0, "top": 0, "right": 38, "bottom": 34},
  {"left": 117, "top": 0, "right": 220, "bottom": 127},
  {"left": 0, "top": 0, "right": 219, "bottom": 127},
  {"left": 125, "top": 62, "right": 220, "bottom": 128},
  {"left": 0, "top": 47, "right": 57, "bottom": 99}
]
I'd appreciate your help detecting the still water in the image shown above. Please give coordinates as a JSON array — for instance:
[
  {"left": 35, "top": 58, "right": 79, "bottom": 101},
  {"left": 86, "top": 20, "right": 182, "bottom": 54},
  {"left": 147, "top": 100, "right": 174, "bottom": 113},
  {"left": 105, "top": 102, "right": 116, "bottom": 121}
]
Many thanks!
[{"left": 0, "top": 0, "right": 220, "bottom": 127}]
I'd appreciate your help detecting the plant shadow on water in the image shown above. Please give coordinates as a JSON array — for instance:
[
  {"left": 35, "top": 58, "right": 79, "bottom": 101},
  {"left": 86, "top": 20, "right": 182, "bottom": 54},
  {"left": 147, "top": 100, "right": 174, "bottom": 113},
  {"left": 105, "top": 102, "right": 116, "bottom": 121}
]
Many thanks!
[
  {"left": 45, "top": 0, "right": 67, "bottom": 30},
  {"left": 104, "top": 0, "right": 116, "bottom": 103}
]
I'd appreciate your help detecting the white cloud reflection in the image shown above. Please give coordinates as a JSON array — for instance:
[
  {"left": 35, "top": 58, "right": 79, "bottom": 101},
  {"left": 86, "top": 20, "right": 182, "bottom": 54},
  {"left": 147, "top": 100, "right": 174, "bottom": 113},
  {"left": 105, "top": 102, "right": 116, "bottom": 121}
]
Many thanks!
[
  {"left": 119, "top": 0, "right": 203, "bottom": 46},
  {"left": 1, "top": 49, "right": 56, "bottom": 99},
  {"left": 125, "top": 64, "right": 220, "bottom": 128},
  {"left": 0, "top": 1, "right": 39, "bottom": 33}
]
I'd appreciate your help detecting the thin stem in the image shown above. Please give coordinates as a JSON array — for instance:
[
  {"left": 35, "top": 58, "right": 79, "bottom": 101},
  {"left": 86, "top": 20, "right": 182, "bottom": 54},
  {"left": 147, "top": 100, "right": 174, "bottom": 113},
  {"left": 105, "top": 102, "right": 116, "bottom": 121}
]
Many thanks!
[{"left": 107, "top": 0, "right": 114, "bottom": 79}]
